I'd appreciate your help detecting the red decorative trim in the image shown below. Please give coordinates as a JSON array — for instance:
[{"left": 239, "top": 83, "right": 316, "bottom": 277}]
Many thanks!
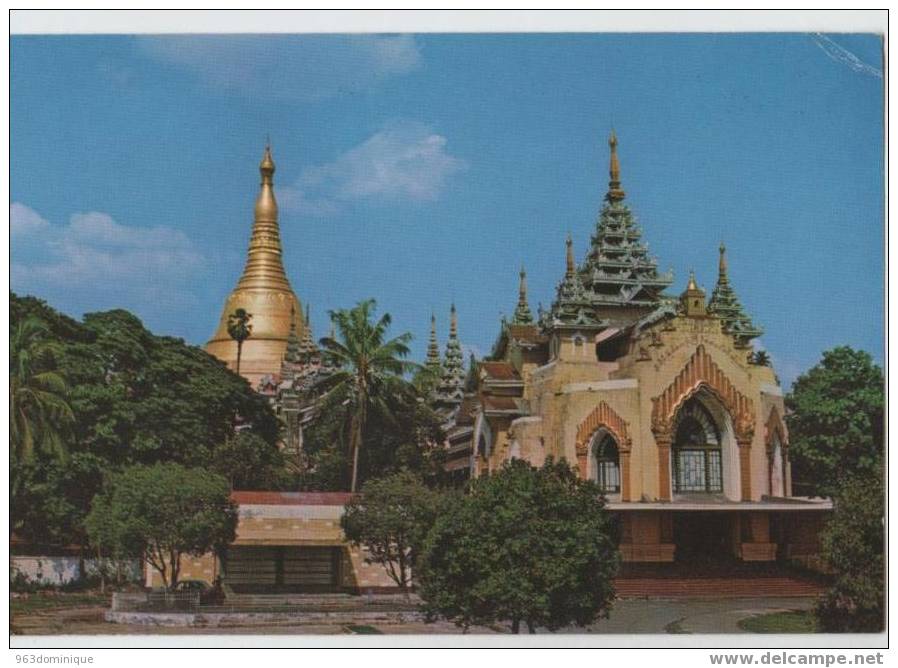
[
  {"left": 575, "top": 401, "right": 632, "bottom": 456},
  {"left": 650, "top": 345, "right": 755, "bottom": 442}
]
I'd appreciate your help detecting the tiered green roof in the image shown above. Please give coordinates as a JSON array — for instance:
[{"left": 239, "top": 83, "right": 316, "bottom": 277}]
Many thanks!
[
  {"left": 425, "top": 313, "right": 442, "bottom": 372},
  {"left": 541, "top": 235, "right": 603, "bottom": 328},
  {"left": 580, "top": 131, "right": 673, "bottom": 308},
  {"left": 296, "top": 304, "right": 320, "bottom": 363},
  {"left": 284, "top": 306, "right": 301, "bottom": 364},
  {"left": 435, "top": 303, "right": 465, "bottom": 406},
  {"left": 512, "top": 266, "right": 534, "bottom": 324},
  {"left": 541, "top": 132, "right": 673, "bottom": 331},
  {"left": 708, "top": 243, "right": 763, "bottom": 347}
]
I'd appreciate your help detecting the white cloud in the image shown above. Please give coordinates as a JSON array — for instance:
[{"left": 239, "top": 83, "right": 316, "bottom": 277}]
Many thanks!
[
  {"left": 11, "top": 202, "right": 50, "bottom": 236},
  {"left": 280, "top": 122, "right": 467, "bottom": 215},
  {"left": 11, "top": 204, "right": 204, "bottom": 305},
  {"left": 136, "top": 34, "right": 421, "bottom": 101}
]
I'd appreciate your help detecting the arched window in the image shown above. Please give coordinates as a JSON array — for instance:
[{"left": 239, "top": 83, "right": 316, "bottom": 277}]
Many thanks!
[
  {"left": 673, "top": 399, "right": 722, "bottom": 493},
  {"left": 592, "top": 432, "right": 620, "bottom": 494}
]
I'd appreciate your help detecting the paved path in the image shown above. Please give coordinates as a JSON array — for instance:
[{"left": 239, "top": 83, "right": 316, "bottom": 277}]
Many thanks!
[
  {"left": 570, "top": 597, "right": 816, "bottom": 634},
  {"left": 12, "top": 597, "right": 816, "bottom": 636}
]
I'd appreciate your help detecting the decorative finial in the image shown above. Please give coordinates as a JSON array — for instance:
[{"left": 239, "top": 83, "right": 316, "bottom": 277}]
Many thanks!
[
  {"left": 513, "top": 264, "right": 534, "bottom": 324},
  {"left": 718, "top": 242, "right": 729, "bottom": 283},
  {"left": 566, "top": 234, "right": 576, "bottom": 276},
  {"left": 260, "top": 142, "right": 275, "bottom": 183},
  {"left": 426, "top": 312, "right": 441, "bottom": 370},
  {"left": 449, "top": 303, "right": 458, "bottom": 339},
  {"left": 606, "top": 130, "right": 626, "bottom": 203},
  {"left": 687, "top": 269, "right": 699, "bottom": 291}
]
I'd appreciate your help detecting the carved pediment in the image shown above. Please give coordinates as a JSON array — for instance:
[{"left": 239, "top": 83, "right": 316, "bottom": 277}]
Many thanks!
[
  {"left": 651, "top": 344, "right": 755, "bottom": 442},
  {"left": 575, "top": 401, "right": 632, "bottom": 456}
]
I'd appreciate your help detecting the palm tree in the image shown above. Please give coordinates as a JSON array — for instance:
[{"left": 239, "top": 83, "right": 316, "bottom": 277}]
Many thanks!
[
  {"left": 317, "top": 299, "right": 418, "bottom": 492},
  {"left": 751, "top": 350, "right": 772, "bottom": 366},
  {"left": 226, "top": 309, "right": 253, "bottom": 376},
  {"left": 9, "top": 316, "right": 74, "bottom": 461}
]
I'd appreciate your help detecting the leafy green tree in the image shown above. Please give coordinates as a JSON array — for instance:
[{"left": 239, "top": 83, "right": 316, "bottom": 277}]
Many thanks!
[
  {"left": 86, "top": 463, "right": 238, "bottom": 590},
  {"left": 814, "top": 472, "right": 884, "bottom": 632},
  {"left": 11, "top": 451, "right": 106, "bottom": 549},
  {"left": 785, "top": 346, "right": 883, "bottom": 497},
  {"left": 212, "top": 430, "right": 290, "bottom": 490},
  {"left": 226, "top": 308, "right": 252, "bottom": 376},
  {"left": 341, "top": 470, "right": 449, "bottom": 598},
  {"left": 317, "top": 299, "right": 418, "bottom": 492},
  {"left": 417, "top": 458, "right": 619, "bottom": 633},
  {"left": 9, "top": 316, "right": 74, "bottom": 461},
  {"left": 9, "top": 294, "right": 277, "bottom": 553}
]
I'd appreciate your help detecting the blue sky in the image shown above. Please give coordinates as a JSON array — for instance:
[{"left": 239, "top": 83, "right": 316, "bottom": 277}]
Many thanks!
[{"left": 10, "top": 33, "right": 883, "bottom": 387}]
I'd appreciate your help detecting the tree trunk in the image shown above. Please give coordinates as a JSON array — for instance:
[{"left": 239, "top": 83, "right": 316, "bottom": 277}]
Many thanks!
[
  {"left": 235, "top": 341, "right": 243, "bottom": 377},
  {"left": 527, "top": 620, "right": 536, "bottom": 634},
  {"left": 511, "top": 618, "right": 520, "bottom": 634},
  {"left": 350, "top": 416, "right": 361, "bottom": 493}
]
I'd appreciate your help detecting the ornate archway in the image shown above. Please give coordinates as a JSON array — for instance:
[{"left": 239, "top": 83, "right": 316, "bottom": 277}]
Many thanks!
[
  {"left": 575, "top": 401, "right": 632, "bottom": 500},
  {"left": 764, "top": 406, "right": 788, "bottom": 497},
  {"left": 651, "top": 345, "right": 756, "bottom": 500}
]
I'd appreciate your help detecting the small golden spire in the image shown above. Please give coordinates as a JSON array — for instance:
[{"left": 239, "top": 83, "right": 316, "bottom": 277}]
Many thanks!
[
  {"left": 606, "top": 130, "right": 626, "bottom": 202},
  {"left": 450, "top": 302, "right": 458, "bottom": 339},
  {"left": 687, "top": 269, "right": 699, "bottom": 292},
  {"left": 565, "top": 234, "right": 576, "bottom": 276}
]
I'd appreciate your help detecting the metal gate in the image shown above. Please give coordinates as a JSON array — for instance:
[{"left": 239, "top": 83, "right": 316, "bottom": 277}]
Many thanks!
[{"left": 224, "top": 546, "right": 341, "bottom": 593}]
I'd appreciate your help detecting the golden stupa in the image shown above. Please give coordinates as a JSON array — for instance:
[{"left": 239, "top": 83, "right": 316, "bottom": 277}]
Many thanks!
[{"left": 206, "top": 145, "right": 304, "bottom": 387}]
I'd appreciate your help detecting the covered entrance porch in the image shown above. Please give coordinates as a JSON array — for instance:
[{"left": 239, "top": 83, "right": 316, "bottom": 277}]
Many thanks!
[{"left": 612, "top": 500, "right": 831, "bottom": 564}]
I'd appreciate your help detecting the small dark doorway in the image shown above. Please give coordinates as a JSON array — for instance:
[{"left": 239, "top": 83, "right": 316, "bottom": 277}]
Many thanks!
[
  {"left": 673, "top": 512, "right": 734, "bottom": 565},
  {"left": 224, "top": 545, "right": 341, "bottom": 593}
]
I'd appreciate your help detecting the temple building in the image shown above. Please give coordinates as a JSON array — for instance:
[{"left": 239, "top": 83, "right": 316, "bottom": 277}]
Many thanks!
[
  {"left": 206, "top": 145, "right": 305, "bottom": 388},
  {"left": 443, "top": 133, "right": 831, "bottom": 565}
]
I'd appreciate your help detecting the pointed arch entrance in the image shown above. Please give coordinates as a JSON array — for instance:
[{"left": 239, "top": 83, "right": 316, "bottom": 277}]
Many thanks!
[
  {"left": 651, "top": 345, "right": 756, "bottom": 501},
  {"left": 575, "top": 401, "right": 632, "bottom": 500}
]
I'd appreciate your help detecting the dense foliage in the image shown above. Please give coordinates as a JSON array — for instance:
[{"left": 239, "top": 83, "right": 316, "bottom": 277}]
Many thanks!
[
  {"left": 785, "top": 346, "right": 883, "bottom": 497},
  {"left": 300, "top": 385, "right": 446, "bottom": 491},
  {"left": 417, "top": 458, "right": 619, "bottom": 633},
  {"left": 341, "top": 470, "right": 450, "bottom": 597},
  {"left": 85, "top": 463, "right": 238, "bottom": 589},
  {"left": 814, "top": 473, "right": 884, "bottom": 632},
  {"left": 211, "top": 430, "right": 290, "bottom": 491},
  {"left": 10, "top": 292, "right": 278, "bottom": 549}
]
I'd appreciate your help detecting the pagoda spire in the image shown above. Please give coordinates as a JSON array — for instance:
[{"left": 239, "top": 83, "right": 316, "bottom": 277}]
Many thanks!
[
  {"left": 708, "top": 243, "right": 763, "bottom": 346},
  {"left": 426, "top": 313, "right": 442, "bottom": 371},
  {"left": 718, "top": 241, "right": 729, "bottom": 284},
  {"left": 512, "top": 265, "right": 534, "bottom": 324},
  {"left": 235, "top": 143, "right": 292, "bottom": 292},
  {"left": 284, "top": 305, "right": 301, "bottom": 363},
  {"left": 606, "top": 130, "right": 626, "bottom": 203},
  {"left": 435, "top": 303, "right": 465, "bottom": 408},
  {"left": 566, "top": 233, "right": 576, "bottom": 276},
  {"left": 205, "top": 143, "right": 304, "bottom": 386},
  {"left": 298, "top": 303, "right": 319, "bottom": 362},
  {"left": 574, "top": 132, "right": 673, "bottom": 315}
]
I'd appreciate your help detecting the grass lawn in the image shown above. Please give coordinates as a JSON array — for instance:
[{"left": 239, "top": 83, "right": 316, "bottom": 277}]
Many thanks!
[
  {"left": 738, "top": 610, "right": 817, "bottom": 634},
  {"left": 11, "top": 590, "right": 111, "bottom": 616}
]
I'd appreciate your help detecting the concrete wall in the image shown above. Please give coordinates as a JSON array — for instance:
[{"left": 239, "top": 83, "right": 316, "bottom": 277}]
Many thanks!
[{"left": 11, "top": 556, "right": 141, "bottom": 586}]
